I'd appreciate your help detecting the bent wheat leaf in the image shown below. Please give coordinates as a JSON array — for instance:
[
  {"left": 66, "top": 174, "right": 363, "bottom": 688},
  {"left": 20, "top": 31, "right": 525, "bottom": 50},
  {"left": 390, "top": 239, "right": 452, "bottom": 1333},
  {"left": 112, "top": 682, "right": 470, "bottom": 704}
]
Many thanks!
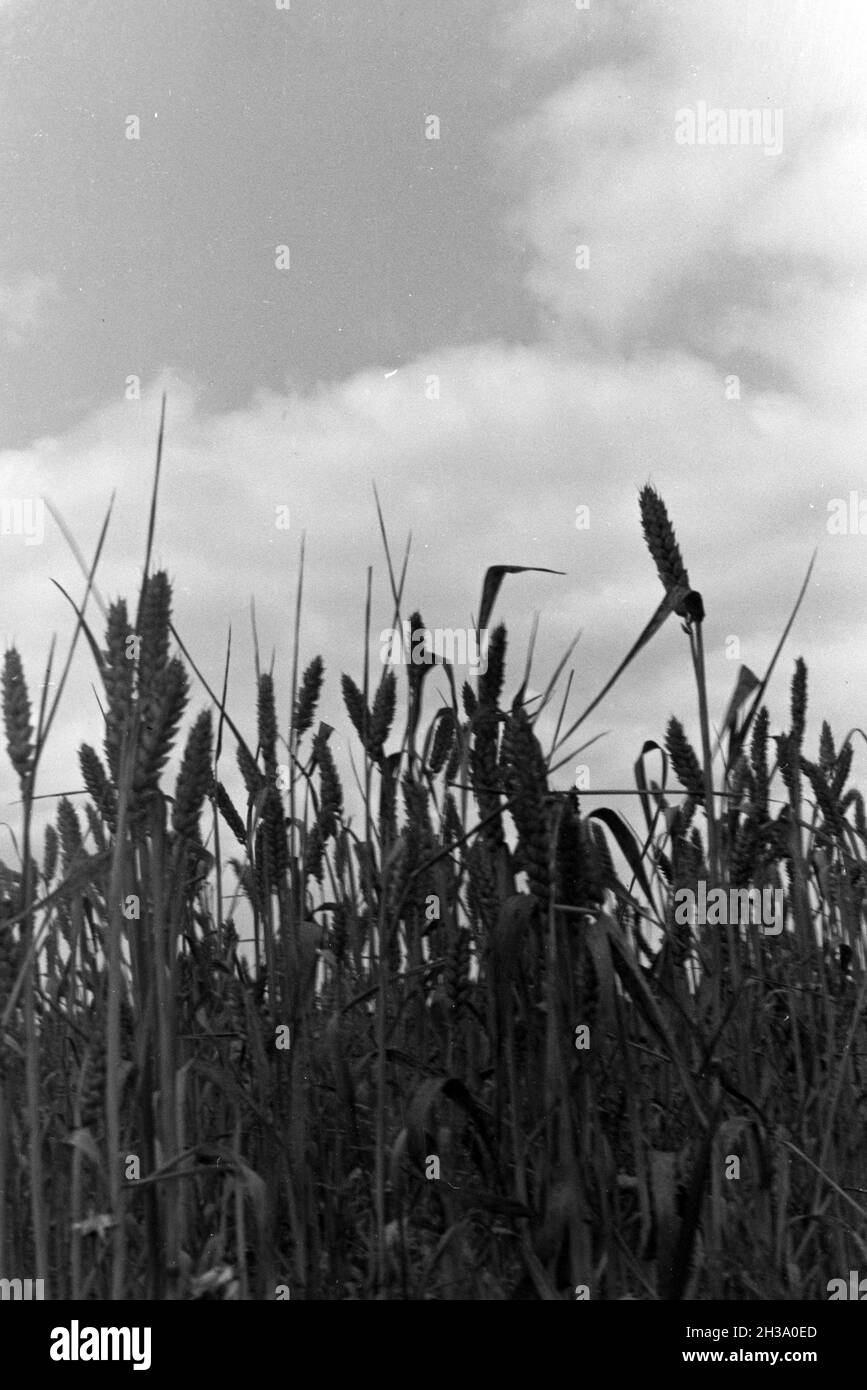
[
  {"left": 549, "top": 583, "right": 689, "bottom": 773},
  {"left": 477, "top": 565, "right": 565, "bottom": 637}
]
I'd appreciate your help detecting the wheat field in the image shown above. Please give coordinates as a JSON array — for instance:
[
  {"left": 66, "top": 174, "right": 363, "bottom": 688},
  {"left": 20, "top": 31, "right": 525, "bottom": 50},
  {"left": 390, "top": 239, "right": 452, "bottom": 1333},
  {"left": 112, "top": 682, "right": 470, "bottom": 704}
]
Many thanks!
[{"left": 0, "top": 424, "right": 864, "bottom": 1302}]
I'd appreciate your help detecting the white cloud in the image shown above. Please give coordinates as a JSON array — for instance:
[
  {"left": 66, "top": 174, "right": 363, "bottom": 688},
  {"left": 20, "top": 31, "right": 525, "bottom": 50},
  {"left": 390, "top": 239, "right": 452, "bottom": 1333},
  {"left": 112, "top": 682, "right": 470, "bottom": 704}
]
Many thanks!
[
  {"left": 0, "top": 271, "right": 59, "bottom": 339},
  {"left": 494, "top": 0, "right": 867, "bottom": 397}
]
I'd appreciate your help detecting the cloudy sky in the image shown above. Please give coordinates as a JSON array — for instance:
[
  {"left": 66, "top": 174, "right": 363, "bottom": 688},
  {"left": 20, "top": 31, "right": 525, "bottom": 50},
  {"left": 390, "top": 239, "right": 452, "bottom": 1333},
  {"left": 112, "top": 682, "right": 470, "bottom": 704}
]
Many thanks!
[{"left": 1, "top": 0, "right": 866, "bottom": 860}]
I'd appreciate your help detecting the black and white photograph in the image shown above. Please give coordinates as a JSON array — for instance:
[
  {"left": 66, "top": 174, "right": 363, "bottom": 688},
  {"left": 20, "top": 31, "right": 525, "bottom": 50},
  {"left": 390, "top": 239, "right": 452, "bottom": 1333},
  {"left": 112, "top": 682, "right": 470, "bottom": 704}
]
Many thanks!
[{"left": 0, "top": 0, "right": 865, "bottom": 1354}]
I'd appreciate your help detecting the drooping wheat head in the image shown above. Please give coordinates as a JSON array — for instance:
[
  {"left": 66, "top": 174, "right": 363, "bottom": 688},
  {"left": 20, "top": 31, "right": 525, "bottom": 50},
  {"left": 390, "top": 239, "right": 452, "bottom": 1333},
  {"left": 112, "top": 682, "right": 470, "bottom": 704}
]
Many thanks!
[
  {"left": 293, "top": 654, "right": 325, "bottom": 742},
  {"left": 79, "top": 742, "right": 118, "bottom": 834},
  {"left": 212, "top": 777, "right": 247, "bottom": 846},
  {"left": 56, "top": 795, "right": 84, "bottom": 873}
]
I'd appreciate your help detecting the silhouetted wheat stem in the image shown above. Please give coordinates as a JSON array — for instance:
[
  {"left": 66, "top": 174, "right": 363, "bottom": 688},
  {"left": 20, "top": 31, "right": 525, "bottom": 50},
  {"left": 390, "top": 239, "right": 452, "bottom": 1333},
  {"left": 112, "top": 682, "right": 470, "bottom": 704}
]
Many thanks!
[{"left": 639, "top": 485, "right": 718, "bottom": 888}]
